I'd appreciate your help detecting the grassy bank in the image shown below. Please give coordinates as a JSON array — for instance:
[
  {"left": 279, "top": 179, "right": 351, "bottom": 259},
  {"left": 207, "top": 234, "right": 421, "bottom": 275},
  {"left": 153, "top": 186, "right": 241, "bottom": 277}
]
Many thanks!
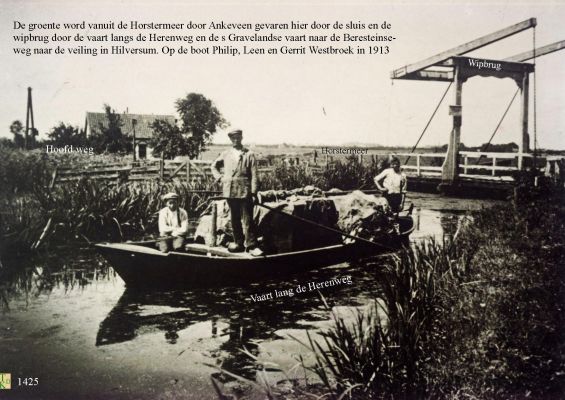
[
  {"left": 0, "top": 180, "right": 215, "bottom": 256},
  {"left": 297, "top": 185, "right": 564, "bottom": 399}
]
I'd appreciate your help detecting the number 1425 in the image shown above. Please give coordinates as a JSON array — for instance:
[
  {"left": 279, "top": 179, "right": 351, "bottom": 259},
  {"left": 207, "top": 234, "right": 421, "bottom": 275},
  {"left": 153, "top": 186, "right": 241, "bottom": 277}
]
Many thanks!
[{"left": 18, "top": 377, "right": 39, "bottom": 386}]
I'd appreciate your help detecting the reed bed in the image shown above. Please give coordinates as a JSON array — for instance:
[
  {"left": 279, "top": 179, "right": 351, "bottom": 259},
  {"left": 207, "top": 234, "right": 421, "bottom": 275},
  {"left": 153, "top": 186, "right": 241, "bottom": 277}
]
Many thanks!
[
  {"left": 0, "top": 147, "right": 54, "bottom": 198},
  {"left": 298, "top": 238, "right": 469, "bottom": 399},
  {"left": 1, "top": 149, "right": 384, "bottom": 255},
  {"left": 259, "top": 156, "right": 381, "bottom": 191},
  {"left": 0, "top": 179, "right": 217, "bottom": 256},
  {"left": 296, "top": 186, "right": 565, "bottom": 399}
]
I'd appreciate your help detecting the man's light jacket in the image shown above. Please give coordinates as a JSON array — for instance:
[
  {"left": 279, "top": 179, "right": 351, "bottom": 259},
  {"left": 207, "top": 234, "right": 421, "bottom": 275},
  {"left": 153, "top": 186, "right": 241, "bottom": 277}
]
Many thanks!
[{"left": 211, "top": 147, "right": 258, "bottom": 198}]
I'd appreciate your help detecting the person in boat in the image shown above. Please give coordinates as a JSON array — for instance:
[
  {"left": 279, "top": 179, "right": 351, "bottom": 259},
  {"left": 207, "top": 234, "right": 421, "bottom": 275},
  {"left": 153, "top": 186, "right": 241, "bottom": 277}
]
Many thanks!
[
  {"left": 374, "top": 156, "right": 407, "bottom": 213},
  {"left": 211, "top": 129, "right": 263, "bottom": 256},
  {"left": 158, "top": 192, "right": 189, "bottom": 253}
]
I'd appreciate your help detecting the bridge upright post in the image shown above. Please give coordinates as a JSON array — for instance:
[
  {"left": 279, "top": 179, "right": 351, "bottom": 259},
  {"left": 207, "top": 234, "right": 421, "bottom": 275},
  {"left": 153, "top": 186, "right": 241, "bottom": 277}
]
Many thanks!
[
  {"left": 441, "top": 66, "right": 463, "bottom": 184},
  {"left": 518, "top": 72, "right": 530, "bottom": 170}
]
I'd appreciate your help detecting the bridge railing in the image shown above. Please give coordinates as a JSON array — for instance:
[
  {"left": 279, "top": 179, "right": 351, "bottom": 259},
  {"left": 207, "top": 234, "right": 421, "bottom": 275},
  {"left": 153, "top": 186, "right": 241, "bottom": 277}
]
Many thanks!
[
  {"left": 397, "top": 153, "right": 445, "bottom": 177},
  {"left": 397, "top": 152, "right": 551, "bottom": 180},
  {"left": 459, "top": 152, "right": 542, "bottom": 179}
]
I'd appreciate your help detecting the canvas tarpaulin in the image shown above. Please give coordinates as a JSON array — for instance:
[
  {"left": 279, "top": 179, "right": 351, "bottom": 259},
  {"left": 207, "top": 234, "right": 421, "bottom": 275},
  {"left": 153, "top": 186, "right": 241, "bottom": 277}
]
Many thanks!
[{"left": 195, "top": 189, "right": 394, "bottom": 253}]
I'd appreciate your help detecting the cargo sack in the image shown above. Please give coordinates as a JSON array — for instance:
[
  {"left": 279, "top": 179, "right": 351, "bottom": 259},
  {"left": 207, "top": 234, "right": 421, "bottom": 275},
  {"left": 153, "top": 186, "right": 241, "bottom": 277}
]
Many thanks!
[
  {"left": 194, "top": 189, "right": 395, "bottom": 252},
  {"left": 194, "top": 200, "right": 232, "bottom": 246},
  {"left": 331, "top": 190, "right": 395, "bottom": 242},
  {"left": 257, "top": 197, "right": 341, "bottom": 254},
  {"left": 194, "top": 196, "right": 341, "bottom": 253}
]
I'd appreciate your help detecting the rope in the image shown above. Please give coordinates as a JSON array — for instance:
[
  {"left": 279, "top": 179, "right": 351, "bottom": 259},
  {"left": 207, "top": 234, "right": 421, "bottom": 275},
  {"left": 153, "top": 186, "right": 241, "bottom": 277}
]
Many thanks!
[
  {"left": 475, "top": 88, "right": 520, "bottom": 164},
  {"left": 387, "top": 75, "right": 395, "bottom": 146},
  {"left": 404, "top": 82, "right": 453, "bottom": 165},
  {"left": 533, "top": 24, "right": 538, "bottom": 167}
]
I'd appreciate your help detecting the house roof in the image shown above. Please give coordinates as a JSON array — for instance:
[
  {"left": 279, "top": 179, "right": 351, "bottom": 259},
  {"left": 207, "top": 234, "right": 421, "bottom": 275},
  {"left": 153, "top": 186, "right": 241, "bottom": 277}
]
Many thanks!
[{"left": 85, "top": 112, "right": 176, "bottom": 139}]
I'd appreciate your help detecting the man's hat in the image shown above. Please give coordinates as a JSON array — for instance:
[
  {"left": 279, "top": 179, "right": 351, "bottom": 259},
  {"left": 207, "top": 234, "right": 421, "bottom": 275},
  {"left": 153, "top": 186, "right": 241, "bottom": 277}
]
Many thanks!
[
  {"left": 228, "top": 129, "right": 243, "bottom": 137},
  {"left": 162, "top": 192, "right": 179, "bottom": 201}
]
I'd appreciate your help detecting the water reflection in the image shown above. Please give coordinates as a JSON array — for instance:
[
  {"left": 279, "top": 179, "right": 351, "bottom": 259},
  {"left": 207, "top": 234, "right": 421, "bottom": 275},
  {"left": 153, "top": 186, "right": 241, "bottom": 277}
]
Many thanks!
[
  {"left": 0, "top": 250, "right": 115, "bottom": 310},
  {"left": 410, "top": 208, "right": 468, "bottom": 243},
  {"left": 95, "top": 262, "right": 384, "bottom": 383}
]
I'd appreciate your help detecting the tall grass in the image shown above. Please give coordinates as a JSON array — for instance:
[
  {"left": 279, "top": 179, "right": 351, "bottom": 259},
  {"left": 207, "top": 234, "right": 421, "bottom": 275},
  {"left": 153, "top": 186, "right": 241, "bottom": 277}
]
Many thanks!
[
  {"left": 0, "top": 147, "right": 53, "bottom": 198},
  {"left": 259, "top": 156, "right": 381, "bottom": 191},
  {"left": 1, "top": 179, "right": 215, "bottom": 257},
  {"left": 0, "top": 146, "right": 137, "bottom": 200},
  {"left": 298, "top": 187, "right": 565, "bottom": 399},
  {"left": 0, "top": 147, "right": 228, "bottom": 255},
  {"left": 323, "top": 155, "right": 381, "bottom": 190},
  {"left": 298, "top": 237, "right": 472, "bottom": 399}
]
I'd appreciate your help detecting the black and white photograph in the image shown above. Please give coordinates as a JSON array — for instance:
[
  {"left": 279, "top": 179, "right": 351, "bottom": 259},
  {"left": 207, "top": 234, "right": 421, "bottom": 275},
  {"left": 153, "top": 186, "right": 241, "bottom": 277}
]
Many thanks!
[{"left": 0, "top": 0, "right": 564, "bottom": 399}]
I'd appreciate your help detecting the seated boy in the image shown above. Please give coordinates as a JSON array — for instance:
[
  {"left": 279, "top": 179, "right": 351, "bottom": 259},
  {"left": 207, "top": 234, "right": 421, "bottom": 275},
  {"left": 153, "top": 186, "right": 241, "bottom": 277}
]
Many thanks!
[{"left": 158, "top": 192, "right": 188, "bottom": 252}]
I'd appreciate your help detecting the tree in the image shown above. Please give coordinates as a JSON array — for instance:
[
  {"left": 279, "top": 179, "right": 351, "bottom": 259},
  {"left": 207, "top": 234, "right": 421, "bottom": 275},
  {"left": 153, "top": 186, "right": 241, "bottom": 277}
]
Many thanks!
[
  {"left": 29, "top": 127, "right": 39, "bottom": 148},
  {"left": 91, "top": 104, "right": 130, "bottom": 153},
  {"left": 150, "top": 119, "right": 193, "bottom": 159},
  {"left": 175, "top": 93, "right": 227, "bottom": 156},
  {"left": 0, "top": 138, "right": 15, "bottom": 149},
  {"left": 480, "top": 142, "right": 518, "bottom": 152},
  {"left": 10, "top": 120, "right": 25, "bottom": 148},
  {"left": 47, "top": 122, "right": 85, "bottom": 147},
  {"left": 440, "top": 142, "right": 469, "bottom": 151}
]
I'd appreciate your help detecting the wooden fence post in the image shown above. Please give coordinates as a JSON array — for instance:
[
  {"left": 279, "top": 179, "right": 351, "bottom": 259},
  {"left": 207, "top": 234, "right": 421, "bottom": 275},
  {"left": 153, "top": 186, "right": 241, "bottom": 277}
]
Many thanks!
[
  {"left": 49, "top": 167, "right": 58, "bottom": 189},
  {"left": 492, "top": 157, "right": 497, "bottom": 176},
  {"left": 463, "top": 155, "right": 468, "bottom": 175},
  {"left": 518, "top": 154, "right": 523, "bottom": 170},
  {"left": 186, "top": 161, "right": 191, "bottom": 184},
  {"left": 416, "top": 154, "right": 421, "bottom": 177}
]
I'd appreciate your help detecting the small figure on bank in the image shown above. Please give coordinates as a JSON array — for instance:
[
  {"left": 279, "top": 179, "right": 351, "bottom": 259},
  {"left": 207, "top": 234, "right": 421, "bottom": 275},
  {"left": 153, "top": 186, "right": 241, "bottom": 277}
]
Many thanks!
[
  {"left": 211, "top": 129, "right": 263, "bottom": 256},
  {"left": 374, "top": 156, "right": 407, "bottom": 213},
  {"left": 158, "top": 192, "right": 188, "bottom": 253}
]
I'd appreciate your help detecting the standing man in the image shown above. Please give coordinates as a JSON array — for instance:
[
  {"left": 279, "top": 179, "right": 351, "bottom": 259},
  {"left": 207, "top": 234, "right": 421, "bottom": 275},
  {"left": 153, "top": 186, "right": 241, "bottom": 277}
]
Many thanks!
[
  {"left": 158, "top": 192, "right": 189, "bottom": 252},
  {"left": 212, "top": 129, "right": 263, "bottom": 256},
  {"left": 374, "top": 156, "right": 407, "bottom": 213}
]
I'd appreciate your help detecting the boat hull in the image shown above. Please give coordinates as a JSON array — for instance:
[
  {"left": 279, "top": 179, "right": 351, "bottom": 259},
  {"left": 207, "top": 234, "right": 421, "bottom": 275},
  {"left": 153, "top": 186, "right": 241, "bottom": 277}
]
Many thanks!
[{"left": 96, "top": 217, "right": 414, "bottom": 288}]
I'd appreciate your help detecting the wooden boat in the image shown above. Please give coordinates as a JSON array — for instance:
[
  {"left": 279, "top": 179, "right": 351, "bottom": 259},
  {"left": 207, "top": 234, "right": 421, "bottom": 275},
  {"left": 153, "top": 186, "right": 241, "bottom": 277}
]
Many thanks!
[{"left": 95, "top": 216, "right": 414, "bottom": 288}]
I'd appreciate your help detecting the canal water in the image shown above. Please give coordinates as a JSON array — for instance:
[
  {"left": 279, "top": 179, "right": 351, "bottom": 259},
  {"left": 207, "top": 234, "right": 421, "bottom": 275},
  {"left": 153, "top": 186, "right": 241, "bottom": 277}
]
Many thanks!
[{"left": 0, "top": 193, "right": 501, "bottom": 399}]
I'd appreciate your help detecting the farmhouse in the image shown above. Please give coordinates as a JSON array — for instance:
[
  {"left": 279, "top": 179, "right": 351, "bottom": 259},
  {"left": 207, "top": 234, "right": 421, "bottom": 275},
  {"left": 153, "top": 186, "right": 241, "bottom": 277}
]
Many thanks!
[{"left": 84, "top": 112, "right": 176, "bottom": 159}]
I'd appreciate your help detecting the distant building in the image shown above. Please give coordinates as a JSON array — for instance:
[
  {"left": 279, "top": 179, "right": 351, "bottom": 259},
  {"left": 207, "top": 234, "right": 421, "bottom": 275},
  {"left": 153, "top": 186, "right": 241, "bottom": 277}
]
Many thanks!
[{"left": 84, "top": 112, "right": 176, "bottom": 159}]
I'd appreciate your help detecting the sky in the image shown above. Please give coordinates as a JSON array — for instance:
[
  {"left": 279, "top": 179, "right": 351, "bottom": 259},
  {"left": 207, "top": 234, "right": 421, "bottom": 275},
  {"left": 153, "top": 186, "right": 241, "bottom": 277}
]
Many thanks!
[{"left": 0, "top": 0, "right": 564, "bottom": 149}]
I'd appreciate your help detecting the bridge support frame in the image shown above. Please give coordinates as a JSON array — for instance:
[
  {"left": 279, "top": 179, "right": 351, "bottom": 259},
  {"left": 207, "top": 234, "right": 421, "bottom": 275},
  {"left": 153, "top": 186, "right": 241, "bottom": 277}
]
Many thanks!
[
  {"left": 442, "top": 66, "right": 463, "bottom": 183},
  {"left": 518, "top": 72, "right": 530, "bottom": 169}
]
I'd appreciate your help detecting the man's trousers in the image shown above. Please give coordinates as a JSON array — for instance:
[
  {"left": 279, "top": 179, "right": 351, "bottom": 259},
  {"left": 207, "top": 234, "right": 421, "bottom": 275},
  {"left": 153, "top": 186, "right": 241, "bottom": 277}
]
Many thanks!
[{"left": 227, "top": 198, "right": 258, "bottom": 249}]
